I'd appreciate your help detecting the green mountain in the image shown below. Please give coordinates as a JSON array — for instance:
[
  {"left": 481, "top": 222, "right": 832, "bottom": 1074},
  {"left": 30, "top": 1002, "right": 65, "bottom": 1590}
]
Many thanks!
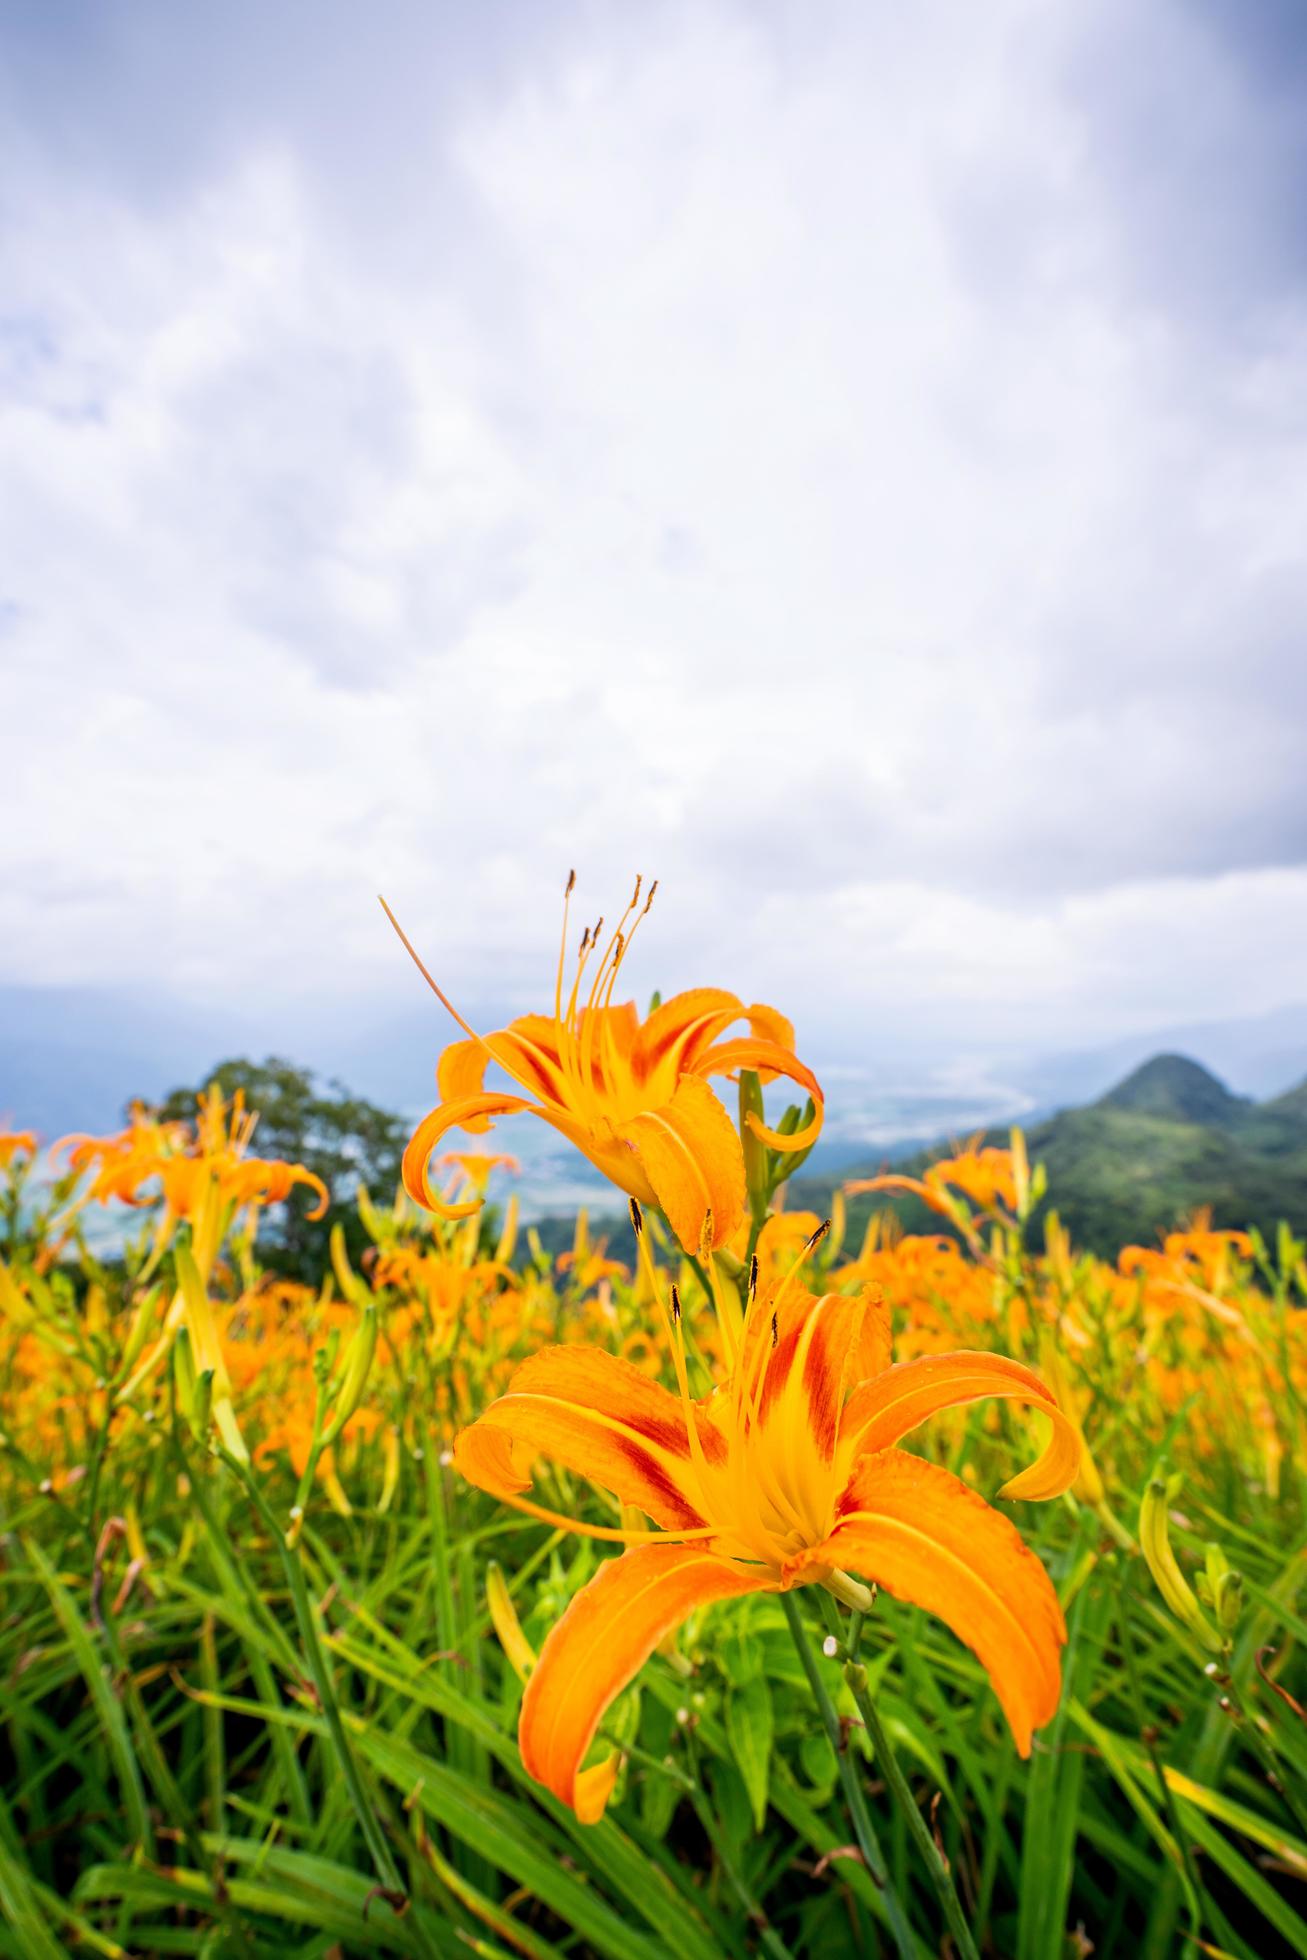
[
  {"left": 789, "top": 1055, "right": 1307, "bottom": 1257},
  {"left": 1096, "top": 1052, "right": 1251, "bottom": 1127}
]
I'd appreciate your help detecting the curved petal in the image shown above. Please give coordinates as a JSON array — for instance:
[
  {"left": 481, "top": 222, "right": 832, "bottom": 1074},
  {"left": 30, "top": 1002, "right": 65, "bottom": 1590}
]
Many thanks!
[
  {"left": 438, "top": 1023, "right": 578, "bottom": 1114},
  {"left": 293, "top": 1167, "right": 331, "bottom": 1220},
  {"left": 229, "top": 1161, "right": 330, "bottom": 1220},
  {"left": 842, "top": 1172, "right": 957, "bottom": 1221},
  {"left": 494, "top": 1018, "right": 575, "bottom": 1103},
  {"left": 402, "top": 1093, "right": 538, "bottom": 1218},
  {"left": 635, "top": 989, "right": 748, "bottom": 1087},
  {"left": 435, "top": 1040, "right": 495, "bottom": 1132},
  {"left": 815, "top": 1450, "right": 1067, "bottom": 1754},
  {"left": 693, "top": 1038, "right": 824, "bottom": 1151},
  {"left": 840, "top": 1351, "right": 1081, "bottom": 1502},
  {"left": 626, "top": 1076, "right": 745, "bottom": 1252},
  {"left": 742, "top": 1001, "right": 796, "bottom": 1059},
  {"left": 520, "top": 1543, "right": 773, "bottom": 1819},
  {"left": 452, "top": 1344, "right": 722, "bottom": 1530}
]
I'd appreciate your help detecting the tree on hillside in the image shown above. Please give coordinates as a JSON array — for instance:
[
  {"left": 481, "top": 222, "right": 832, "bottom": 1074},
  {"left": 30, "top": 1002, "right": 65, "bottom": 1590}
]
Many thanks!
[{"left": 153, "top": 1057, "right": 409, "bottom": 1280}]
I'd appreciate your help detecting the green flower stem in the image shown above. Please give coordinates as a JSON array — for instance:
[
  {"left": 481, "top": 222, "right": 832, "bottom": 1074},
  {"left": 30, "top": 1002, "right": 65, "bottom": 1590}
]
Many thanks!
[
  {"left": 780, "top": 1592, "right": 916, "bottom": 1960},
  {"left": 678, "top": 1726, "right": 796, "bottom": 1960},
  {"left": 1115, "top": 1567, "right": 1203, "bottom": 1944},
  {"left": 841, "top": 1658, "right": 981, "bottom": 1960}
]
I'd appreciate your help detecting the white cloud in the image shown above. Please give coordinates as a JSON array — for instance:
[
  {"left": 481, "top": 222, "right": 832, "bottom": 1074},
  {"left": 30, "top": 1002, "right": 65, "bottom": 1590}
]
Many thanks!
[{"left": 2, "top": 0, "right": 1305, "bottom": 1063}]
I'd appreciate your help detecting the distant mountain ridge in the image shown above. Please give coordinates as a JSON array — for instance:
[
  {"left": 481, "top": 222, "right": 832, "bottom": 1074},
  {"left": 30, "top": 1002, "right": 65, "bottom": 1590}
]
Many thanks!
[
  {"left": 1096, "top": 1052, "right": 1251, "bottom": 1126},
  {"left": 790, "top": 1052, "right": 1307, "bottom": 1256}
]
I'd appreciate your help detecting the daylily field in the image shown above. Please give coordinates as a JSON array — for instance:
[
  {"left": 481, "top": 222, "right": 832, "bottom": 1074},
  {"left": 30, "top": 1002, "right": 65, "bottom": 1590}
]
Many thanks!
[{"left": 1, "top": 885, "right": 1305, "bottom": 1958}]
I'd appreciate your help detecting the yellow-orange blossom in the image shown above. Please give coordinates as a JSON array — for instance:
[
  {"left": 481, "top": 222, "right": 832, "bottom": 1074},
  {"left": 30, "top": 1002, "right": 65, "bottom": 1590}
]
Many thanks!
[
  {"left": 454, "top": 1213, "right": 1081, "bottom": 1822},
  {"left": 388, "top": 877, "right": 823, "bottom": 1252}
]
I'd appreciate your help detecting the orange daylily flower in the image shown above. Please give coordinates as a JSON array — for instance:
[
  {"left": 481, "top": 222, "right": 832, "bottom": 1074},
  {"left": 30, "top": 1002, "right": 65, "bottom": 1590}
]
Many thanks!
[
  {"left": 0, "top": 1129, "right": 37, "bottom": 1169},
  {"left": 453, "top": 1221, "right": 1080, "bottom": 1821},
  {"left": 55, "top": 1088, "right": 328, "bottom": 1257},
  {"left": 385, "top": 878, "right": 823, "bottom": 1253},
  {"left": 847, "top": 1142, "right": 1018, "bottom": 1222}
]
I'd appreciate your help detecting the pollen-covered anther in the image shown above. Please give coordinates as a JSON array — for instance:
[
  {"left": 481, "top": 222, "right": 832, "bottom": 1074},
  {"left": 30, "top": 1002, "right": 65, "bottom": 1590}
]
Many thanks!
[
  {"left": 629, "top": 1197, "right": 644, "bottom": 1236},
  {"left": 698, "top": 1209, "right": 715, "bottom": 1261},
  {"left": 770, "top": 1310, "right": 779, "bottom": 1348},
  {"left": 747, "top": 1254, "right": 759, "bottom": 1302},
  {"left": 807, "top": 1219, "right": 832, "bottom": 1254},
  {"left": 670, "top": 1284, "right": 682, "bottom": 1324}
]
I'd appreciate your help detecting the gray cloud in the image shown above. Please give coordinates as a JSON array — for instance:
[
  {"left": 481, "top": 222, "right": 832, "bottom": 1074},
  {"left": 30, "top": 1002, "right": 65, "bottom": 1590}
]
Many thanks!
[{"left": 2, "top": 0, "right": 1305, "bottom": 1054}]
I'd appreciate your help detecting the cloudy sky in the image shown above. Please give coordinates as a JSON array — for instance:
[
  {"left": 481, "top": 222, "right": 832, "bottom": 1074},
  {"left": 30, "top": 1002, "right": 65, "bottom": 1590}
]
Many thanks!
[{"left": 4, "top": 0, "right": 1307, "bottom": 1111}]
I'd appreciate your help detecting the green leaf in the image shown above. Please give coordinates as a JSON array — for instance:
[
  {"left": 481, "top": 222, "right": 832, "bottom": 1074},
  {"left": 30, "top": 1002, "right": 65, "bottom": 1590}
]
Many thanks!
[
  {"left": 716, "top": 1628, "right": 765, "bottom": 1686},
  {"left": 725, "top": 1675, "right": 774, "bottom": 1832}
]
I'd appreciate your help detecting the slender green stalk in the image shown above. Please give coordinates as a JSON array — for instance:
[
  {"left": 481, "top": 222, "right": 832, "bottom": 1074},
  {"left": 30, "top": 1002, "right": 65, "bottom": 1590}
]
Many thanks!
[
  {"left": 780, "top": 1591, "right": 916, "bottom": 1960},
  {"left": 842, "top": 1657, "right": 982, "bottom": 1960},
  {"left": 680, "top": 1726, "right": 796, "bottom": 1960},
  {"left": 175, "top": 1433, "right": 312, "bottom": 1824},
  {"left": 1114, "top": 1566, "right": 1204, "bottom": 1945},
  {"left": 218, "top": 1448, "right": 443, "bottom": 1957}
]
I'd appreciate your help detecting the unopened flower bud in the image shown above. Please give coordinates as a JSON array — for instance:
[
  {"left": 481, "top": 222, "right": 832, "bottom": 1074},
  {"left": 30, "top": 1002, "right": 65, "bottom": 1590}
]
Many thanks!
[
  {"left": 320, "top": 1305, "right": 377, "bottom": 1447},
  {"left": 1215, "top": 1569, "right": 1244, "bottom": 1633},
  {"left": 738, "top": 1070, "right": 769, "bottom": 1217},
  {"left": 1139, "top": 1475, "right": 1221, "bottom": 1653},
  {"left": 486, "top": 1559, "right": 536, "bottom": 1684}
]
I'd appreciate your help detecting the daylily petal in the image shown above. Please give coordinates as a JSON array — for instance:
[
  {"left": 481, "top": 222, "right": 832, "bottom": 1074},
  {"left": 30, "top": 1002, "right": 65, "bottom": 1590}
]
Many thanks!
[
  {"left": 856, "top": 1286, "right": 892, "bottom": 1383},
  {"left": 751, "top": 1289, "right": 867, "bottom": 1463},
  {"left": 452, "top": 1344, "right": 722, "bottom": 1530},
  {"left": 435, "top": 1040, "right": 494, "bottom": 1131},
  {"left": 813, "top": 1450, "right": 1067, "bottom": 1754},
  {"left": 626, "top": 1076, "right": 746, "bottom": 1252},
  {"left": 840, "top": 1351, "right": 1081, "bottom": 1501},
  {"left": 491, "top": 1015, "right": 593, "bottom": 1104},
  {"left": 635, "top": 988, "right": 749, "bottom": 1086},
  {"left": 692, "top": 1037, "right": 824, "bottom": 1150},
  {"left": 440, "top": 1023, "right": 574, "bottom": 1110},
  {"left": 741, "top": 1001, "right": 796, "bottom": 1059},
  {"left": 402, "top": 1093, "right": 538, "bottom": 1218},
  {"left": 520, "top": 1543, "right": 773, "bottom": 1819},
  {"left": 227, "top": 1161, "right": 330, "bottom": 1220},
  {"left": 842, "top": 1172, "right": 957, "bottom": 1219}
]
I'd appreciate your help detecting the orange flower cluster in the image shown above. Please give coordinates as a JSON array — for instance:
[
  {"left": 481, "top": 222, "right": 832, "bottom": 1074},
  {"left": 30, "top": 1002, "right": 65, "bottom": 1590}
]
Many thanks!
[
  {"left": 391, "top": 885, "right": 1083, "bottom": 1822},
  {"left": 9, "top": 906, "right": 1302, "bottom": 1843},
  {"left": 54, "top": 1088, "right": 328, "bottom": 1246}
]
